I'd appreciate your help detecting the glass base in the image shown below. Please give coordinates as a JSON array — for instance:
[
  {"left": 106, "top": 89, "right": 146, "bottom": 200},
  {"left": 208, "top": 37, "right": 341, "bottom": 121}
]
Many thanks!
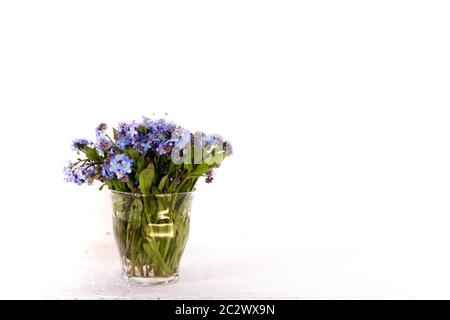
[{"left": 123, "top": 273, "right": 179, "bottom": 285}]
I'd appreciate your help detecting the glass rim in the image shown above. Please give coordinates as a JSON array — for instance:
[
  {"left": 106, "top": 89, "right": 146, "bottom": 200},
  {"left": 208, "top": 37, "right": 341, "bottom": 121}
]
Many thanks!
[{"left": 110, "top": 189, "right": 195, "bottom": 197}]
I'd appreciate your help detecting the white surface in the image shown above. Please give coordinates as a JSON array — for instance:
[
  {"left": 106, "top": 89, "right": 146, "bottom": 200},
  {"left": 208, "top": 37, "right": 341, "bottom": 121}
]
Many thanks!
[
  {"left": 6, "top": 242, "right": 450, "bottom": 299},
  {"left": 1, "top": 1, "right": 450, "bottom": 299}
]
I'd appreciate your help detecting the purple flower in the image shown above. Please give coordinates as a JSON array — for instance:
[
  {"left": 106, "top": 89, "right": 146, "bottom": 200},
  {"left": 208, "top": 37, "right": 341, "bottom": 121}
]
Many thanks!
[
  {"left": 95, "top": 123, "right": 112, "bottom": 157},
  {"left": 64, "top": 115, "right": 232, "bottom": 191},
  {"left": 96, "top": 139, "right": 111, "bottom": 157},
  {"left": 156, "top": 141, "right": 174, "bottom": 155},
  {"left": 205, "top": 170, "right": 214, "bottom": 184},
  {"left": 71, "top": 139, "right": 91, "bottom": 151},
  {"left": 63, "top": 162, "right": 98, "bottom": 185},
  {"left": 113, "top": 117, "right": 186, "bottom": 155},
  {"left": 108, "top": 154, "right": 133, "bottom": 179},
  {"left": 140, "top": 137, "right": 153, "bottom": 153},
  {"left": 116, "top": 136, "right": 130, "bottom": 149},
  {"left": 115, "top": 121, "right": 140, "bottom": 149},
  {"left": 101, "top": 159, "right": 114, "bottom": 179}
]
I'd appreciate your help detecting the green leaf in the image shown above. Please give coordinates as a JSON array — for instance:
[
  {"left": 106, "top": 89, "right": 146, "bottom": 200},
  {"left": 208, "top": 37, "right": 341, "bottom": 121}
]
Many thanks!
[
  {"left": 139, "top": 163, "right": 155, "bottom": 194},
  {"left": 190, "top": 163, "right": 210, "bottom": 177},
  {"left": 167, "top": 162, "right": 176, "bottom": 175},
  {"left": 180, "top": 179, "right": 194, "bottom": 193},
  {"left": 129, "top": 198, "right": 143, "bottom": 225},
  {"left": 111, "top": 179, "right": 127, "bottom": 192},
  {"left": 136, "top": 154, "right": 146, "bottom": 173},
  {"left": 143, "top": 238, "right": 170, "bottom": 273},
  {"left": 104, "top": 179, "right": 113, "bottom": 189},
  {"left": 184, "top": 163, "right": 193, "bottom": 172},
  {"left": 133, "top": 237, "right": 144, "bottom": 259},
  {"left": 83, "top": 146, "right": 102, "bottom": 161},
  {"left": 126, "top": 148, "right": 139, "bottom": 162},
  {"left": 158, "top": 175, "right": 169, "bottom": 192},
  {"left": 126, "top": 178, "right": 135, "bottom": 192}
]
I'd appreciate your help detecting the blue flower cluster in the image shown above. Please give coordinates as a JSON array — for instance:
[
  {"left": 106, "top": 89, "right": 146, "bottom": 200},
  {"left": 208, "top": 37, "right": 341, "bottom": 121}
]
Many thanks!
[
  {"left": 108, "top": 154, "right": 133, "bottom": 180},
  {"left": 71, "top": 138, "right": 92, "bottom": 151},
  {"left": 63, "top": 162, "right": 97, "bottom": 185},
  {"left": 95, "top": 123, "right": 112, "bottom": 157},
  {"left": 112, "top": 118, "right": 184, "bottom": 156},
  {"left": 64, "top": 116, "right": 233, "bottom": 189},
  {"left": 193, "top": 132, "right": 225, "bottom": 157}
]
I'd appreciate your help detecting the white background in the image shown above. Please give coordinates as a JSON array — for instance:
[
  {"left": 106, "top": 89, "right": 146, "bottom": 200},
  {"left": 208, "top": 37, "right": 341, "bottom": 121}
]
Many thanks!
[{"left": 1, "top": 0, "right": 450, "bottom": 299}]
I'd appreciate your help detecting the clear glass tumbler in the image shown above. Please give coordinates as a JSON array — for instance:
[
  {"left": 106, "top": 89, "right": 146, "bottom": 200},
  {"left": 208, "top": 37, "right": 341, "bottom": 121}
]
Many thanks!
[{"left": 111, "top": 190, "right": 194, "bottom": 284}]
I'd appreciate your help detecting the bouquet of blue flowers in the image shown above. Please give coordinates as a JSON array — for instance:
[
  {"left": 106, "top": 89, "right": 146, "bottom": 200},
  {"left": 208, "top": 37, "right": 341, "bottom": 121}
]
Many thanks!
[
  {"left": 64, "top": 117, "right": 232, "bottom": 192},
  {"left": 64, "top": 116, "right": 232, "bottom": 283}
]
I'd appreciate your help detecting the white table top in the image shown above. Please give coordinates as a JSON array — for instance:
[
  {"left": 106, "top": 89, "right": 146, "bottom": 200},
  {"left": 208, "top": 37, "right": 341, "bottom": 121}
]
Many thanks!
[{"left": 7, "top": 238, "right": 450, "bottom": 299}]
